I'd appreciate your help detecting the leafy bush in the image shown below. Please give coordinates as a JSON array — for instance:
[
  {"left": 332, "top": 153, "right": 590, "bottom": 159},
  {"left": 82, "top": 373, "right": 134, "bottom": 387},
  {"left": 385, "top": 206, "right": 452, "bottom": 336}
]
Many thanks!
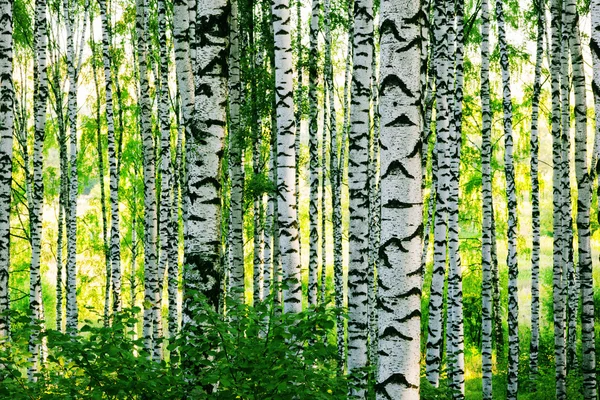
[
  {"left": 0, "top": 294, "right": 349, "bottom": 399},
  {"left": 177, "top": 292, "right": 349, "bottom": 399}
]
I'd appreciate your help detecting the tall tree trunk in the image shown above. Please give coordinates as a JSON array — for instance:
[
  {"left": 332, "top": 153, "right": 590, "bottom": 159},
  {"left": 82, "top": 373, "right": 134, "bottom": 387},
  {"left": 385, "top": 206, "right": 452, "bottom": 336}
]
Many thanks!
[
  {"left": 99, "top": 0, "right": 122, "bottom": 316},
  {"left": 550, "top": 0, "right": 567, "bottom": 397},
  {"left": 529, "top": 0, "right": 544, "bottom": 388},
  {"left": 181, "top": 0, "right": 227, "bottom": 343},
  {"left": 249, "top": 0, "right": 265, "bottom": 305},
  {"left": 320, "top": 85, "right": 328, "bottom": 308},
  {"left": 561, "top": 1, "right": 578, "bottom": 374},
  {"left": 154, "top": 0, "right": 174, "bottom": 361},
  {"left": 324, "top": 0, "right": 344, "bottom": 366},
  {"left": 63, "top": 0, "right": 79, "bottom": 334},
  {"left": 307, "top": 0, "right": 320, "bottom": 308},
  {"left": 272, "top": 0, "right": 301, "bottom": 314},
  {"left": 48, "top": 37, "right": 67, "bottom": 332},
  {"left": 444, "top": 2, "right": 457, "bottom": 385},
  {"left": 28, "top": 0, "right": 49, "bottom": 378},
  {"left": 228, "top": 0, "right": 244, "bottom": 299},
  {"left": 347, "top": 0, "right": 373, "bottom": 394},
  {"left": 376, "top": 0, "right": 422, "bottom": 397},
  {"left": 173, "top": 0, "right": 195, "bottom": 336},
  {"left": 0, "top": 0, "right": 13, "bottom": 339},
  {"left": 447, "top": 1, "right": 465, "bottom": 396},
  {"left": 56, "top": 172, "right": 65, "bottom": 332},
  {"left": 480, "top": 1, "right": 493, "bottom": 397},
  {"left": 496, "top": 1, "right": 519, "bottom": 397},
  {"left": 135, "top": 0, "right": 158, "bottom": 355},
  {"left": 366, "top": 24, "right": 380, "bottom": 382},
  {"left": 426, "top": 0, "right": 450, "bottom": 386},
  {"left": 294, "top": 0, "right": 302, "bottom": 270}
]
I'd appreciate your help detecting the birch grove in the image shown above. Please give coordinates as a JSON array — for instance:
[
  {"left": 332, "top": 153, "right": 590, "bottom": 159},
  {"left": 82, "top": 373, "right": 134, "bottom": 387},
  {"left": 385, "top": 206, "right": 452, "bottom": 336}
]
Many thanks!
[{"left": 0, "top": 0, "right": 600, "bottom": 398}]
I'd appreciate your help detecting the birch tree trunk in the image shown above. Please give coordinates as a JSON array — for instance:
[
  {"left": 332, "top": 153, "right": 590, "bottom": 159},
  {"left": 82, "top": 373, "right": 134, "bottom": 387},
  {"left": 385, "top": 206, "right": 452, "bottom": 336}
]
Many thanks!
[
  {"left": 569, "top": 0, "right": 594, "bottom": 390},
  {"left": 0, "top": 0, "right": 13, "bottom": 339},
  {"left": 249, "top": 0, "right": 265, "bottom": 304},
  {"left": 228, "top": 0, "right": 244, "bottom": 299},
  {"left": 99, "top": 0, "right": 122, "bottom": 316},
  {"left": 135, "top": 0, "right": 158, "bottom": 354},
  {"left": 307, "top": 0, "right": 320, "bottom": 308},
  {"left": 367, "top": 25, "right": 380, "bottom": 381},
  {"left": 426, "top": 0, "right": 450, "bottom": 386},
  {"left": 153, "top": 0, "right": 174, "bottom": 361},
  {"left": 48, "top": 31, "right": 68, "bottom": 330},
  {"left": 447, "top": 1, "right": 465, "bottom": 395},
  {"left": 173, "top": 0, "right": 195, "bottom": 337},
  {"left": 528, "top": 0, "right": 544, "bottom": 388},
  {"left": 347, "top": 0, "right": 373, "bottom": 394},
  {"left": 496, "top": 0, "right": 519, "bottom": 397},
  {"left": 480, "top": 1, "right": 493, "bottom": 397},
  {"left": 272, "top": 0, "right": 301, "bottom": 314},
  {"left": 294, "top": 0, "right": 302, "bottom": 269},
  {"left": 550, "top": 0, "right": 567, "bottom": 397},
  {"left": 28, "top": 0, "right": 49, "bottom": 378},
  {"left": 63, "top": 0, "right": 80, "bottom": 334},
  {"left": 561, "top": 2, "right": 578, "bottom": 374},
  {"left": 320, "top": 85, "right": 328, "bottom": 308},
  {"left": 324, "top": 0, "right": 344, "bottom": 364},
  {"left": 376, "top": 0, "right": 421, "bottom": 397}
]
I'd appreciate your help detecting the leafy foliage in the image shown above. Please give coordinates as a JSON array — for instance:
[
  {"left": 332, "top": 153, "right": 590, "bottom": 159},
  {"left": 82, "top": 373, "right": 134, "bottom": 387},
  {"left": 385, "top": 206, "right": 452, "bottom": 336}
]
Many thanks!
[{"left": 0, "top": 295, "right": 349, "bottom": 399}]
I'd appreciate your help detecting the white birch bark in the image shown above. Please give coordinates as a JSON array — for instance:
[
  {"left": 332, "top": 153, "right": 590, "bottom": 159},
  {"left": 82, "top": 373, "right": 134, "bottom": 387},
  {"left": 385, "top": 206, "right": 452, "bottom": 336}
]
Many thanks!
[
  {"left": 324, "top": 0, "right": 345, "bottom": 366},
  {"left": 135, "top": 0, "right": 158, "bottom": 355},
  {"left": 28, "top": 0, "right": 49, "bottom": 378},
  {"left": 273, "top": 0, "right": 301, "bottom": 314},
  {"left": 347, "top": 0, "right": 373, "bottom": 394},
  {"left": 550, "top": 0, "right": 567, "bottom": 397},
  {"left": 376, "top": 0, "right": 422, "bottom": 397},
  {"left": 496, "top": 0, "right": 519, "bottom": 397},
  {"left": 99, "top": 0, "right": 122, "bottom": 316},
  {"left": 425, "top": 0, "right": 450, "bottom": 386},
  {"left": 480, "top": 1, "right": 493, "bottom": 397},
  {"left": 228, "top": 0, "right": 244, "bottom": 299},
  {"left": 529, "top": 0, "right": 544, "bottom": 388},
  {"left": 0, "top": 0, "right": 13, "bottom": 339},
  {"left": 181, "top": 0, "right": 227, "bottom": 341},
  {"left": 307, "top": 0, "right": 320, "bottom": 308}
]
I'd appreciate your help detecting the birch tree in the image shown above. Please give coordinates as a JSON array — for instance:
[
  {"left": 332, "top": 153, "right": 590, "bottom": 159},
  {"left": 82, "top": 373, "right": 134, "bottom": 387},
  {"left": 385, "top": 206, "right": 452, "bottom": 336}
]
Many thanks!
[
  {"left": 182, "top": 0, "right": 227, "bottom": 327},
  {"left": 228, "top": 0, "right": 244, "bottom": 298},
  {"left": 0, "top": 0, "right": 13, "bottom": 339},
  {"left": 135, "top": 0, "right": 158, "bottom": 354},
  {"left": 529, "top": 0, "right": 544, "bottom": 388},
  {"left": 496, "top": 0, "right": 519, "bottom": 397},
  {"left": 28, "top": 0, "right": 49, "bottom": 377},
  {"left": 307, "top": 0, "right": 320, "bottom": 308},
  {"left": 347, "top": 0, "right": 372, "bottom": 393},
  {"left": 550, "top": 0, "right": 567, "bottom": 397},
  {"left": 272, "top": 0, "right": 301, "bottom": 314},
  {"left": 570, "top": 0, "right": 595, "bottom": 392},
  {"left": 324, "top": 0, "right": 344, "bottom": 363},
  {"left": 376, "top": 0, "right": 421, "bottom": 397},
  {"left": 480, "top": 0, "right": 493, "bottom": 397},
  {"left": 99, "top": 0, "right": 121, "bottom": 315},
  {"left": 426, "top": 0, "right": 451, "bottom": 386}
]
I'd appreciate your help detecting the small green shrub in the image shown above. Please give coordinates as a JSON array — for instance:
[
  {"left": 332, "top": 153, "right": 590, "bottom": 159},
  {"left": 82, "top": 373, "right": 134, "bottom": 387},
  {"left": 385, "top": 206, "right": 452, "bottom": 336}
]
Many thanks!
[{"left": 0, "top": 294, "right": 349, "bottom": 399}]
